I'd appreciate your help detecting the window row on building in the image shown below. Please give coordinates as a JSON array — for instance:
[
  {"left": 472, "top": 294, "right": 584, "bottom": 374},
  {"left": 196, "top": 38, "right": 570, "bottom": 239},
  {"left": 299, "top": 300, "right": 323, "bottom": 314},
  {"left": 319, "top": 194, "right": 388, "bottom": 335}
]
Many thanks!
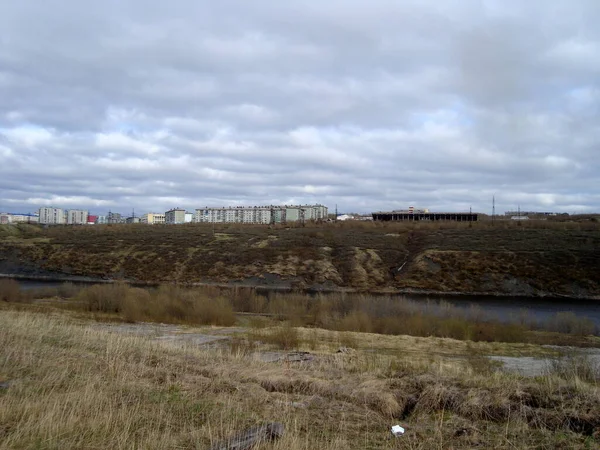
[
  {"left": 194, "top": 205, "right": 328, "bottom": 224},
  {"left": 37, "top": 207, "right": 91, "bottom": 225},
  {"left": 1, "top": 204, "right": 328, "bottom": 227}
]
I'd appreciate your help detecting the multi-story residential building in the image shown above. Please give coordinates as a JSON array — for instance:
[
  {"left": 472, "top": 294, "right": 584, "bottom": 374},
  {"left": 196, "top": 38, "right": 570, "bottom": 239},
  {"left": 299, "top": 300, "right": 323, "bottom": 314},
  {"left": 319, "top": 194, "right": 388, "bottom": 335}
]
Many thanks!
[
  {"left": 107, "top": 212, "right": 123, "bottom": 224},
  {"left": 66, "top": 209, "right": 88, "bottom": 225},
  {"left": 185, "top": 212, "right": 194, "bottom": 223},
  {"left": 96, "top": 216, "right": 107, "bottom": 225},
  {"left": 141, "top": 213, "right": 166, "bottom": 225},
  {"left": 165, "top": 208, "right": 186, "bottom": 224},
  {"left": 194, "top": 204, "right": 328, "bottom": 224},
  {"left": 7, "top": 213, "right": 39, "bottom": 223},
  {"left": 39, "top": 207, "right": 65, "bottom": 225},
  {"left": 0, "top": 213, "right": 11, "bottom": 224},
  {"left": 126, "top": 216, "right": 140, "bottom": 224}
]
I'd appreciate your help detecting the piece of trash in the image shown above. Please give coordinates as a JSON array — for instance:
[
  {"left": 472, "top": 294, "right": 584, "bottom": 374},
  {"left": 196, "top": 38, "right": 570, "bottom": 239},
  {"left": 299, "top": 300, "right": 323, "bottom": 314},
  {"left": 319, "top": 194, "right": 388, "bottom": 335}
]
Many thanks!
[
  {"left": 0, "top": 381, "right": 11, "bottom": 390},
  {"left": 391, "top": 425, "right": 405, "bottom": 436}
]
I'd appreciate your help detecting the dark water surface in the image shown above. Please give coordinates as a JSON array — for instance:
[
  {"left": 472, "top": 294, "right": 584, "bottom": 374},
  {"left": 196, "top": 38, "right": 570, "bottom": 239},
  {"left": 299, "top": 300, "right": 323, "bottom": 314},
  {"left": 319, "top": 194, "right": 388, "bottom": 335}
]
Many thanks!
[{"left": 15, "top": 279, "right": 600, "bottom": 329}]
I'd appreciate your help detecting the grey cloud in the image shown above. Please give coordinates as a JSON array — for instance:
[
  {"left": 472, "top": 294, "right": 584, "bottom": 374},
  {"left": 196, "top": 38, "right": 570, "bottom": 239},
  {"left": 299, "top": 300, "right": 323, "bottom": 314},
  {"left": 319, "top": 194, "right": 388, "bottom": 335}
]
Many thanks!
[{"left": 0, "top": 0, "right": 599, "bottom": 215}]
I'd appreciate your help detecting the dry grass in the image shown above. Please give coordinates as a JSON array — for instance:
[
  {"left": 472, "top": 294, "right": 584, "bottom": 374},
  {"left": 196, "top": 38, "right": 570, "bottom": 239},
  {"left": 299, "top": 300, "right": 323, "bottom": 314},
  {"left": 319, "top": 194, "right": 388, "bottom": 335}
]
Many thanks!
[
  {"left": 75, "top": 283, "right": 236, "bottom": 326},
  {"left": 2, "top": 221, "right": 599, "bottom": 297},
  {"left": 6, "top": 281, "right": 599, "bottom": 346},
  {"left": 1, "top": 309, "right": 600, "bottom": 449}
]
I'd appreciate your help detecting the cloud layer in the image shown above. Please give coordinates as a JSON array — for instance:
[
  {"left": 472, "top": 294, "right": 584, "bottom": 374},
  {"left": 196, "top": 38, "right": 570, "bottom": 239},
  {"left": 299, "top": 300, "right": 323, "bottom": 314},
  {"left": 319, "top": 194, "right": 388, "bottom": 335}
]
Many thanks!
[{"left": 1, "top": 0, "right": 599, "bottom": 215}]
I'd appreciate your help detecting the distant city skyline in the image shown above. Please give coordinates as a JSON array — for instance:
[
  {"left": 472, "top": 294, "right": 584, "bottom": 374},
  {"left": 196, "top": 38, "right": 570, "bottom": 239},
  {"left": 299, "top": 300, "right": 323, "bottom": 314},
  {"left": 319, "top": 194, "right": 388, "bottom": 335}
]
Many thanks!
[{"left": 1, "top": 1, "right": 599, "bottom": 215}]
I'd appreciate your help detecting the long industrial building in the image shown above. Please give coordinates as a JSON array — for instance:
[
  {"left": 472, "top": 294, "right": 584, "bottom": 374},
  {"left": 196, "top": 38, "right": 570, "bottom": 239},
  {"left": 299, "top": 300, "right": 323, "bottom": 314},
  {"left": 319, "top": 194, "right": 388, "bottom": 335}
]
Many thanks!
[
  {"left": 372, "top": 211, "right": 478, "bottom": 222},
  {"left": 195, "top": 204, "right": 328, "bottom": 224}
]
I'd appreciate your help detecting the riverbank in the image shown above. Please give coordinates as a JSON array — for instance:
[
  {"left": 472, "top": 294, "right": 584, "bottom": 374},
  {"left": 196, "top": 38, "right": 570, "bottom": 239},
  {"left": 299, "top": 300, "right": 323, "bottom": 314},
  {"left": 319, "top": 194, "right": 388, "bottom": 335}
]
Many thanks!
[
  {"left": 4, "top": 279, "right": 599, "bottom": 344},
  {"left": 1, "top": 307, "right": 599, "bottom": 449},
  {"left": 1, "top": 222, "right": 599, "bottom": 298},
  {"left": 3, "top": 272, "right": 600, "bottom": 302}
]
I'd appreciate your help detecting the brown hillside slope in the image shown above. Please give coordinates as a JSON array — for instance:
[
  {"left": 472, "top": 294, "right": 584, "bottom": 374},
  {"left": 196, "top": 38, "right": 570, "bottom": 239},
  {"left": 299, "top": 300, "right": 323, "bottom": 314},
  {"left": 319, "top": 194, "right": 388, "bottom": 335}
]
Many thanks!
[{"left": 0, "top": 222, "right": 598, "bottom": 298}]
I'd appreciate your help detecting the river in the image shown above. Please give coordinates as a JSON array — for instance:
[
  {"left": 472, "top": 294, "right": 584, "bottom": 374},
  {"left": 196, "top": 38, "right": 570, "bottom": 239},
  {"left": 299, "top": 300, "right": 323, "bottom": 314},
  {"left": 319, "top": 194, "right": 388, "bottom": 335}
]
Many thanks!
[{"left": 14, "top": 279, "right": 600, "bottom": 331}]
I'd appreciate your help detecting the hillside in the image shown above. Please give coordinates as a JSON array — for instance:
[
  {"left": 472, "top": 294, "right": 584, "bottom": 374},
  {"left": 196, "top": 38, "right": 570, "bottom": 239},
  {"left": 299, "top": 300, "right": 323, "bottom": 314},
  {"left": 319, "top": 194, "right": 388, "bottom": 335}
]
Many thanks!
[{"left": 0, "top": 222, "right": 599, "bottom": 298}]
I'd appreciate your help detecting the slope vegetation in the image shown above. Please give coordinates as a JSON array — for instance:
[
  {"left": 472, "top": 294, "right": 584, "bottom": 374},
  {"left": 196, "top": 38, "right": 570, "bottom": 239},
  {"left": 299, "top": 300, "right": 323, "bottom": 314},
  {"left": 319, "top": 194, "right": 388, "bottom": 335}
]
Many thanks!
[{"left": 0, "top": 221, "right": 598, "bottom": 298}]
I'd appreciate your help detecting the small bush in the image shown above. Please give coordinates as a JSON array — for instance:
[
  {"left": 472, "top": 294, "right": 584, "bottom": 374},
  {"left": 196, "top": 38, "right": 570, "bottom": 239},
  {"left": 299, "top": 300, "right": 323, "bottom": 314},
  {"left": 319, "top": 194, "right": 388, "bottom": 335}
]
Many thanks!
[
  {"left": 58, "top": 282, "right": 81, "bottom": 298},
  {"left": 338, "top": 311, "right": 373, "bottom": 333},
  {"left": 257, "top": 323, "right": 300, "bottom": 350},
  {"left": 545, "top": 312, "right": 596, "bottom": 336},
  {"left": 77, "top": 283, "right": 129, "bottom": 313},
  {"left": 0, "top": 279, "right": 24, "bottom": 302},
  {"left": 339, "top": 331, "right": 358, "bottom": 349},
  {"left": 547, "top": 353, "right": 600, "bottom": 383}
]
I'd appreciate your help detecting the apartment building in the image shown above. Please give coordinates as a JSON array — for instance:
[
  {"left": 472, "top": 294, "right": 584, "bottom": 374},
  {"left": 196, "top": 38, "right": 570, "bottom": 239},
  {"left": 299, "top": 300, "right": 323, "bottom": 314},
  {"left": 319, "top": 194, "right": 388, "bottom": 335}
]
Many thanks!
[
  {"left": 5, "top": 213, "right": 39, "bottom": 223},
  {"left": 165, "top": 208, "right": 187, "bottom": 224},
  {"left": 194, "top": 204, "right": 328, "bottom": 224},
  {"left": 66, "top": 209, "right": 89, "bottom": 225},
  {"left": 141, "top": 213, "right": 166, "bottom": 225},
  {"left": 39, "top": 207, "right": 65, "bottom": 225},
  {"left": 107, "top": 212, "right": 123, "bottom": 224}
]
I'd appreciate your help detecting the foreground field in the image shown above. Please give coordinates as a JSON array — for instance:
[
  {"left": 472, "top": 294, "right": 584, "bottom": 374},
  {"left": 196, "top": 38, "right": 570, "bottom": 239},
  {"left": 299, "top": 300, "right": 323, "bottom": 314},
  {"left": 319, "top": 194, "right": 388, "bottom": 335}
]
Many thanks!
[
  {"left": 1, "top": 307, "right": 599, "bottom": 449},
  {"left": 1, "top": 221, "right": 600, "bottom": 297}
]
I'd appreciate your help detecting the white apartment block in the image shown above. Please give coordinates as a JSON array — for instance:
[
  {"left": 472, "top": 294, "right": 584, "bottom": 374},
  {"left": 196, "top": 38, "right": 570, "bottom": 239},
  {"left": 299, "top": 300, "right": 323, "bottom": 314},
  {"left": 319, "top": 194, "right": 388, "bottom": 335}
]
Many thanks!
[
  {"left": 0, "top": 213, "right": 12, "bottom": 224},
  {"left": 194, "top": 204, "right": 328, "bottom": 224},
  {"left": 165, "top": 208, "right": 187, "bottom": 224},
  {"left": 39, "top": 207, "right": 65, "bottom": 225},
  {"left": 141, "top": 213, "right": 166, "bottom": 225},
  {"left": 5, "top": 213, "right": 39, "bottom": 223},
  {"left": 66, "top": 209, "right": 89, "bottom": 225}
]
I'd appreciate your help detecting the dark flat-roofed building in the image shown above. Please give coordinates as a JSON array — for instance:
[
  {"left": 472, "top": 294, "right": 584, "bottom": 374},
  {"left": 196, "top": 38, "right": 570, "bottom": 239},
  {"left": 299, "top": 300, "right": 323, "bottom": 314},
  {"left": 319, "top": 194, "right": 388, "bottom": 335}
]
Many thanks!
[{"left": 372, "top": 211, "right": 478, "bottom": 222}]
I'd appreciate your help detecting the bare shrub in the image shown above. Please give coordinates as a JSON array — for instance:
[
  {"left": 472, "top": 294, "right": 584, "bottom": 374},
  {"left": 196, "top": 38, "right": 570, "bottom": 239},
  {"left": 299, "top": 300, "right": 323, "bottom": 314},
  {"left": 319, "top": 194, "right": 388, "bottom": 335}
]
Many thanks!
[
  {"left": 545, "top": 312, "right": 596, "bottom": 336},
  {"left": 77, "top": 283, "right": 129, "bottom": 313},
  {"left": 339, "top": 331, "right": 358, "bottom": 349},
  {"left": 547, "top": 353, "right": 600, "bottom": 383},
  {"left": 255, "top": 323, "right": 299, "bottom": 350},
  {"left": 247, "top": 316, "right": 272, "bottom": 329},
  {"left": 338, "top": 311, "right": 373, "bottom": 333},
  {"left": 57, "top": 282, "right": 81, "bottom": 298},
  {"left": 0, "top": 279, "right": 24, "bottom": 302}
]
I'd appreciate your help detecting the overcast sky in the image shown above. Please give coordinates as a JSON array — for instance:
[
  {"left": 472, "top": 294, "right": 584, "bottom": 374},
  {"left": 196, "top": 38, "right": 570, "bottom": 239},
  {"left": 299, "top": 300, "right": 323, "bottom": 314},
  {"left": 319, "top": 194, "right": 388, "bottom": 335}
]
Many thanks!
[{"left": 1, "top": 0, "right": 599, "bottom": 215}]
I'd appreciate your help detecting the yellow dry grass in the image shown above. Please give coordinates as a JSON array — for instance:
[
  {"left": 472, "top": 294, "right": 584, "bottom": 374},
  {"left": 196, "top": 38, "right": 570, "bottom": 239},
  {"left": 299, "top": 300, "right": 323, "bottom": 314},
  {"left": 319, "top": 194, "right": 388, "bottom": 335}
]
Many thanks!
[{"left": 1, "top": 309, "right": 599, "bottom": 449}]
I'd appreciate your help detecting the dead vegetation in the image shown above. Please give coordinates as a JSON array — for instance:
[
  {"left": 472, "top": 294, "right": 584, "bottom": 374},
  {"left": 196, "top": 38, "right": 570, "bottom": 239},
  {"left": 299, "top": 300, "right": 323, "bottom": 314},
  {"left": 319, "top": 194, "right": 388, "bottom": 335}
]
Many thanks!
[
  {"left": 0, "top": 308, "right": 599, "bottom": 449},
  {"left": 77, "top": 283, "right": 236, "bottom": 326},
  {"left": 1, "top": 221, "right": 599, "bottom": 297},
  {"left": 3, "top": 282, "right": 598, "bottom": 346}
]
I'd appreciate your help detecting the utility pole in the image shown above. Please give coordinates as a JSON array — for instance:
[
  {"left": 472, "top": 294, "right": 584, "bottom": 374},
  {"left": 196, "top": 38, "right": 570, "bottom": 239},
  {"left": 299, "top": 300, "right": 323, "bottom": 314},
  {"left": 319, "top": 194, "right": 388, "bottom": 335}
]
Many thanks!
[
  {"left": 335, "top": 204, "right": 338, "bottom": 222},
  {"left": 492, "top": 195, "right": 495, "bottom": 224}
]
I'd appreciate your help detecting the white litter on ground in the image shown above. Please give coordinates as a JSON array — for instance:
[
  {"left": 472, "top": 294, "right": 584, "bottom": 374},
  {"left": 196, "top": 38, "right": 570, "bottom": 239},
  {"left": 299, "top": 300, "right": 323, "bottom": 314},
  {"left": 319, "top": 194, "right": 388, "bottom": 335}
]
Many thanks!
[{"left": 391, "top": 425, "right": 405, "bottom": 436}]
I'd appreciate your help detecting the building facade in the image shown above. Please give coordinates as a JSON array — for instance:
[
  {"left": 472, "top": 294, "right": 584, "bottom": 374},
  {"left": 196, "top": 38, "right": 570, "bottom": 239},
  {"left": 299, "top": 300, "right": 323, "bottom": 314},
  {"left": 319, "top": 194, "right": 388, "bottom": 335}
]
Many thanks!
[
  {"left": 141, "top": 213, "right": 166, "bottom": 225},
  {"left": 165, "top": 208, "right": 187, "bottom": 224},
  {"left": 66, "top": 209, "right": 88, "bottom": 225},
  {"left": 7, "top": 213, "right": 39, "bottom": 223},
  {"left": 194, "top": 204, "right": 328, "bottom": 224},
  {"left": 39, "top": 207, "right": 65, "bottom": 225},
  {"left": 107, "top": 212, "right": 123, "bottom": 224}
]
